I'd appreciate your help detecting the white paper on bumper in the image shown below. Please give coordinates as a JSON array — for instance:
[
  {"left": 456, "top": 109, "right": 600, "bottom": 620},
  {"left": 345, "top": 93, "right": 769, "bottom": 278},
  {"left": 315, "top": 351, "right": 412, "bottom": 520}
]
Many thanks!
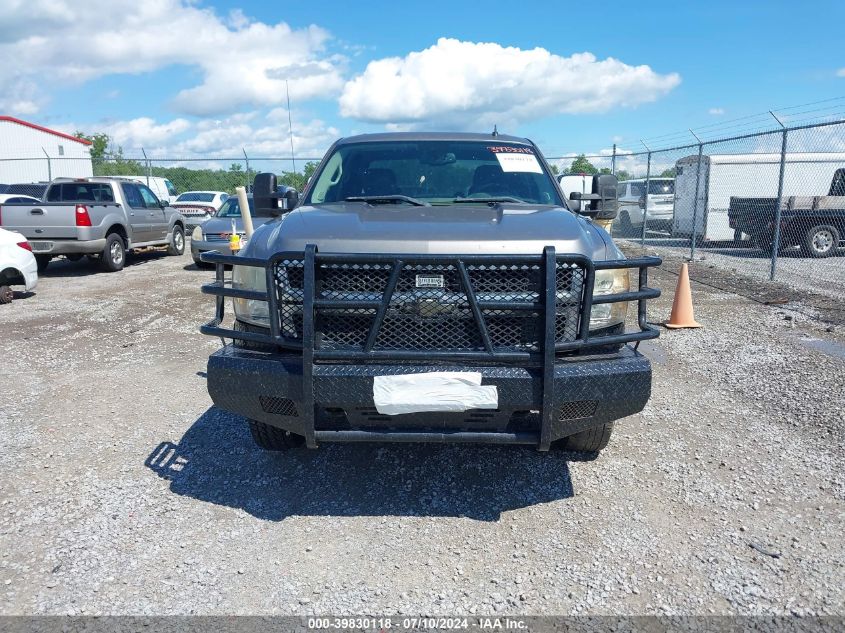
[{"left": 372, "top": 372, "right": 499, "bottom": 415}]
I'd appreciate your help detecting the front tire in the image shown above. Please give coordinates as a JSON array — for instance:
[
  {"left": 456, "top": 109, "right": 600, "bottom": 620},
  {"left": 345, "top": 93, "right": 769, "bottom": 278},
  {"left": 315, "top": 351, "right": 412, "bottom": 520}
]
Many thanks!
[
  {"left": 558, "top": 422, "right": 614, "bottom": 453},
  {"left": 100, "top": 233, "right": 126, "bottom": 272},
  {"left": 0, "top": 285, "right": 12, "bottom": 304},
  {"left": 168, "top": 225, "right": 185, "bottom": 256},
  {"left": 248, "top": 420, "right": 305, "bottom": 451},
  {"left": 801, "top": 224, "right": 839, "bottom": 258}
]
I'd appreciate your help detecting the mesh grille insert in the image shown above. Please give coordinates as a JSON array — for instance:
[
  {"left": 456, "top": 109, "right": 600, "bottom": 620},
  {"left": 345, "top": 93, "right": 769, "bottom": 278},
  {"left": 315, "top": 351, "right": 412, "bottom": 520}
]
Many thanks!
[
  {"left": 272, "top": 258, "right": 587, "bottom": 352},
  {"left": 557, "top": 400, "right": 598, "bottom": 421},
  {"left": 259, "top": 396, "right": 298, "bottom": 417}
]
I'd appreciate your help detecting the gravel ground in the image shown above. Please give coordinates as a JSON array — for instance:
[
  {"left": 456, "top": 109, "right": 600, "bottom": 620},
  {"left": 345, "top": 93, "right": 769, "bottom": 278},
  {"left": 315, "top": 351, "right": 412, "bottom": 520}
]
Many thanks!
[
  {"left": 0, "top": 247, "right": 843, "bottom": 617},
  {"left": 619, "top": 236, "right": 845, "bottom": 301}
]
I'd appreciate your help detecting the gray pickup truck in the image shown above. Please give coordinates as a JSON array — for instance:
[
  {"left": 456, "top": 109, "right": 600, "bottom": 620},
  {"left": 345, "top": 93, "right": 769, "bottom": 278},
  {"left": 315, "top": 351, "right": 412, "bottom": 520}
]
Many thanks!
[
  {"left": 200, "top": 132, "right": 662, "bottom": 455},
  {"left": 0, "top": 177, "right": 185, "bottom": 272}
]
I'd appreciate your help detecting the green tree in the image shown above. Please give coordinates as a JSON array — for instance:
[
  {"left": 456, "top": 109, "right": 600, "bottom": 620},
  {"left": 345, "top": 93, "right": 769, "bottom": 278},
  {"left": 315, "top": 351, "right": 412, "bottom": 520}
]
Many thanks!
[
  {"left": 548, "top": 163, "right": 560, "bottom": 176},
  {"left": 659, "top": 167, "right": 677, "bottom": 178},
  {"left": 75, "top": 131, "right": 110, "bottom": 160},
  {"left": 278, "top": 161, "right": 319, "bottom": 191},
  {"left": 615, "top": 169, "right": 633, "bottom": 182},
  {"left": 565, "top": 154, "right": 598, "bottom": 175}
]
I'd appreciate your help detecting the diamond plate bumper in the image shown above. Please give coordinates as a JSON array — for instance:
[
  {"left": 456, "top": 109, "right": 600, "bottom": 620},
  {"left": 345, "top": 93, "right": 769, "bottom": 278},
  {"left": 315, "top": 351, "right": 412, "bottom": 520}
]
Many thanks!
[{"left": 207, "top": 343, "right": 651, "bottom": 449}]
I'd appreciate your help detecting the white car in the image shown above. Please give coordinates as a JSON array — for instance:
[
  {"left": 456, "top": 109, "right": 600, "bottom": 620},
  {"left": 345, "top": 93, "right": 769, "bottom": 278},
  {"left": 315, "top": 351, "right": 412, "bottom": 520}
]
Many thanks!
[
  {"left": 0, "top": 227, "right": 38, "bottom": 303},
  {"left": 613, "top": 178, "right": 675, "bottom": 235},
  {"left": 0, "top": 194, "right": 42, "bottom": 204},
  {"left": 172, "top": 191, "right": 230, "bottom": 232}
]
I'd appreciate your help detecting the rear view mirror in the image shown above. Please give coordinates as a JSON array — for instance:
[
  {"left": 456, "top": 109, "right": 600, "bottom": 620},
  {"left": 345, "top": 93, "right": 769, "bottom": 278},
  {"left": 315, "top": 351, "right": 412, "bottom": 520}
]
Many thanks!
[
  {"left": 253, "top": 172, "right": 281, "bottom": 216},
  {"left": 568, "top": 191, "right": 583, "bottom": 213}
]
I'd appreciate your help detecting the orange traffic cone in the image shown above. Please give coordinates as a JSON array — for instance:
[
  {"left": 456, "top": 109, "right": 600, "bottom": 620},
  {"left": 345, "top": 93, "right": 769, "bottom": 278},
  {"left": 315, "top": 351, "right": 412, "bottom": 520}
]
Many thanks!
[{"left": 665, "top": 263, "right": 702, "bottom": 329}]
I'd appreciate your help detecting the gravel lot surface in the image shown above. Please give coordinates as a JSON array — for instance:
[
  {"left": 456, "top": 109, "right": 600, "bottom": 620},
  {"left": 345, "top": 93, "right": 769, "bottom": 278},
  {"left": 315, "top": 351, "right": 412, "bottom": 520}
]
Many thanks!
[
  {"left": 621, "top": 236, "right": 845, "bottom": 301},
  {"left": 0, "top": 247, "right": 843, "bottom": 617}
]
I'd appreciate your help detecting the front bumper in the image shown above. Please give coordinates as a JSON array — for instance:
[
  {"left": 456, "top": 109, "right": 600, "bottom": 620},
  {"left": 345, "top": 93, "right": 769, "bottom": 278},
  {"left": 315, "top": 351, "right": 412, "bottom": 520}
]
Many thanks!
[
  {"left": 207, "top": 344, "right": 651, "bottom": 447},
  {"left": 191, "top": 238, "right": 231, "bottom": 257}
]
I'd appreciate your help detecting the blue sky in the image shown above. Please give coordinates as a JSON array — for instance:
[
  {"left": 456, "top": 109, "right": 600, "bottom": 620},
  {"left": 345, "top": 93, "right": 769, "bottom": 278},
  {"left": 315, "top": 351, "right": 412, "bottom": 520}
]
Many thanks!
[{"left": 4, "top": 0, "right": 845, "bottom": 162}]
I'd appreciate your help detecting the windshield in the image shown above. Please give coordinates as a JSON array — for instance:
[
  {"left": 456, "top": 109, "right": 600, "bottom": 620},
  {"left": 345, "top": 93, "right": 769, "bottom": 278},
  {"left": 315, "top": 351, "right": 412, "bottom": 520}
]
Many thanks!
[
  {"left": 306, "top": 140, "right": 563, "bottom": 206},
  {"left": 215, "top": 197, "right": 271, "bottom": 218},
  {"left": 177, "top": 192, "right": 216, "bottom": 202}
]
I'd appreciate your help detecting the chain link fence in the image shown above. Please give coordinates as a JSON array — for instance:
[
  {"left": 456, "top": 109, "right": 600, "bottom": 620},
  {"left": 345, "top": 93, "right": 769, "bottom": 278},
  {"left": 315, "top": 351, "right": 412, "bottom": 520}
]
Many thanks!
[
  {"left": 2, "top": 121, "right": 843, "bottom": 298},
  {"left": 551, "top": 119, "right": 845, "bottom": 300}
]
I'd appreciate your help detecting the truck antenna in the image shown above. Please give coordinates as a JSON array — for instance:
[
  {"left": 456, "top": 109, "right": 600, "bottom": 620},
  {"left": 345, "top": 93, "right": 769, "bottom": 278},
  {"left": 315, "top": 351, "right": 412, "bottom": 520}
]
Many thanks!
[{"left": 286, "top": 80, "right": 297, "bottom": 174}]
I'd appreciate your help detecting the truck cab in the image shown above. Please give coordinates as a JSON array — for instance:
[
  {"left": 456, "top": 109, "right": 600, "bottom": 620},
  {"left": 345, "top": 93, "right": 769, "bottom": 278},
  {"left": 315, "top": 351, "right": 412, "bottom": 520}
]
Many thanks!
[{"left": 199, "top": 133, "right": 661, "bottom": 455}]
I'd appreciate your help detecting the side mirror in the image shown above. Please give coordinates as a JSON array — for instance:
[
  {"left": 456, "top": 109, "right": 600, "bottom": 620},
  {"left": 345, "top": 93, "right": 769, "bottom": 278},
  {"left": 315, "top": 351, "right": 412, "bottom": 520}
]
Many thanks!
[
  {"left": 638, "top": 195, "right": 646, "bottom": 209},
  {"left": 568, "top": 191, "right": 583, "bottom": 213},
  {"left": 253, "top": 172, "right": 281, "bottom": 216},
  {"left": 282, "top": 188, "right": 299, "bottom": 211},
  {"left": 568, "top": 174, "right": 619, "bottom": 219},
  {"left": 591, "top": 174, "right": 619, "bottom": 220},
  {"left": 159, "top": 199, "right": 168, "bottom": 209}
]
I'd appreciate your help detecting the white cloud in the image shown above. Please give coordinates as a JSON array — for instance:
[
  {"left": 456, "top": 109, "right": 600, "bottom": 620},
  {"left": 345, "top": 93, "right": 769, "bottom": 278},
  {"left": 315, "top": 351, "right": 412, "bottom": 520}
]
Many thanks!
[
  {"left": 708, "top": 107, "right": 726, "bottom": 115},
  {"left": 339, "top": 38, "right": 681, "bottom": 129},
  {"left": 0, "top": 0, "right": 344, "bottom": 116},
  {"left": 837, "top": 68, "right": 845, "bottom": 77},
  {"left": 60, "top": 111, "right": 337, "bottom": 161}
]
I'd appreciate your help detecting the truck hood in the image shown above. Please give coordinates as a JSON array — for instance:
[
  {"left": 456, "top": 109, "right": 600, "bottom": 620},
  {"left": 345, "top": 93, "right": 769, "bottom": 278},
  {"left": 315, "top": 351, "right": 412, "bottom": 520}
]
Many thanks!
[{"left": 241, "top": 202, "right": 617, "bottom": 261}]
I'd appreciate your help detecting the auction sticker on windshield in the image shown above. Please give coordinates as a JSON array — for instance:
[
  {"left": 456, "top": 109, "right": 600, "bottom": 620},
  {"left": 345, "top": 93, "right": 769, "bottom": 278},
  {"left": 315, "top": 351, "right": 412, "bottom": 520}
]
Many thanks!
[{"left": 488, "top": 146, "right": 543, "bottom": 174}]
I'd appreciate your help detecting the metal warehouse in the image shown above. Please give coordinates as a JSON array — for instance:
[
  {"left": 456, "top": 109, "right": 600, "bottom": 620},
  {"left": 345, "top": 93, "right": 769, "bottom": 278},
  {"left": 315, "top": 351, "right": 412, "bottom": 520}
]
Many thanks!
[{"left": 0, "top": 116, "right": 93, "bottom": 184}]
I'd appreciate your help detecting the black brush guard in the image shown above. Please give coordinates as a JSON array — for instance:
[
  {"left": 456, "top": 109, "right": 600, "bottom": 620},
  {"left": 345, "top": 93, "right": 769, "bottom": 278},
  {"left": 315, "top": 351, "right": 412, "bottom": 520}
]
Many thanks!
[{"left": 200, "top": 245, "right": 662, "bottom": 449}]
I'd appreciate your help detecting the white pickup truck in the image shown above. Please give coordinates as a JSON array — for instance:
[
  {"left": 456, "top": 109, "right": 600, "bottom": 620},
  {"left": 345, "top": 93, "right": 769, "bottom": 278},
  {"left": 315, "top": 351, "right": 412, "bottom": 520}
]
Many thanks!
[{"left": 0, "top": 177, "right": 186, "bottom": 272}]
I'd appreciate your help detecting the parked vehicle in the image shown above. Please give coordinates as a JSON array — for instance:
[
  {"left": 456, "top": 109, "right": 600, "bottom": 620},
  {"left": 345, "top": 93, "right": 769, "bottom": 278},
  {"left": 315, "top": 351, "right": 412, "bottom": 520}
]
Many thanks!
[
  {"left": 114, "top": 175, "right": 179, "bottom": 204},
  {"left": 0, "top": 194, "right": 41, "bottom": 205},
  {"left": 173, "top": 191, "right": 229, "bottom": 233},
  {"left": 728, "top": 168, "right": 845, "bottom": 257},
  {"left": 613, "top": 178, "right": 675, "bottom": 235},
  {"left": 0, "top": 227, "right": 37, "bottom": 303},
  {"left": 3, "top": 182, "right": 49, "bottom": 200},
  {"left": 190, "top": 193, "right": 275, "bottom": 266},
  {"left": 673, "top": 152, "right": 845, "bottom": 243},
  {"left": 199, "top": 133, "right": 661, "bottom": 455},
  {"left": 0, "top": 177, "right": 185, "bottom": 272}
]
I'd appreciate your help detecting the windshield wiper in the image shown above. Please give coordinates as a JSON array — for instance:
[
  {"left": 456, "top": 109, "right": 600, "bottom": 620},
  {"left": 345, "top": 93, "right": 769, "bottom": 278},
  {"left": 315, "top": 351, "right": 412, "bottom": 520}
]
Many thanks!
[
  {"left": 345, "top": 195, "right": 430, "bottom": 207},
  {"left": 453, "top": 196, "right": 526, "bottom": 205}
]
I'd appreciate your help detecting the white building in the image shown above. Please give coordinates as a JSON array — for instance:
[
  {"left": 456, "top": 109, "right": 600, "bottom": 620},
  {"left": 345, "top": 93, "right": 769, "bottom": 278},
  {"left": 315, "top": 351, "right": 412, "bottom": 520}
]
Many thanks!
[{"left": 0, "top": 116, "right": 93, "bottom": 185}]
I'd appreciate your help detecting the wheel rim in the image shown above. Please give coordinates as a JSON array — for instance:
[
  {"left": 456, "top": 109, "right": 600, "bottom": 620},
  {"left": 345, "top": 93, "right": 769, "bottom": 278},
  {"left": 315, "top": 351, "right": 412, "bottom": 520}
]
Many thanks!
[
  {"left": 0, "top": 287, "right": 11, "bottom": 302},
  {"left": 175, "top": 231, "right": 184, "bottom": 251},
  {"left": 110, "top": 241, "right": 124, "bottom": 264},
  {"left": 812, "top": 229, "right": 833, "bottom": 253}
]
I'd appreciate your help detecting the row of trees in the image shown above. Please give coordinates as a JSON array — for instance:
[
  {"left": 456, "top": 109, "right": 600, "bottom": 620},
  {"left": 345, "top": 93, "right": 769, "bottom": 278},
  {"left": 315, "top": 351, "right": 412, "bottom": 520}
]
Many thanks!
[
  {"left": 559, "top": 154, "right": 676, "bottom": 180},
  {"left": 74, "top": 131, "right": 317, "bottom": 194},
  {"left": 72, "top": 133, "right": 675, "bottom": 194}
]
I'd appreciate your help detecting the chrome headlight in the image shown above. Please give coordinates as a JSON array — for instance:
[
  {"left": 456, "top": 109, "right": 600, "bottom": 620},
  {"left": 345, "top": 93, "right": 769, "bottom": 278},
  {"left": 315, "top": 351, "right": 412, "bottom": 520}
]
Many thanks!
[
  {"left": 589, "top": 268, "right": 630, "bottom": 330},
  {"left": 232, "top": 265, "right": 269, "bottom": 327}
]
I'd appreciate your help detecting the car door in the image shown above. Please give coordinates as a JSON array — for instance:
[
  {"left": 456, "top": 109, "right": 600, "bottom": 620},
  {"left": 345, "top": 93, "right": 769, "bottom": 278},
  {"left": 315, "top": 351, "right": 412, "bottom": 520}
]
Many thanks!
[
  {"left": 120, "top": 183, "right": 150, "bottom": 243},
  {"left": 138, "top": 183, "right": 168, "bottom": 242}
]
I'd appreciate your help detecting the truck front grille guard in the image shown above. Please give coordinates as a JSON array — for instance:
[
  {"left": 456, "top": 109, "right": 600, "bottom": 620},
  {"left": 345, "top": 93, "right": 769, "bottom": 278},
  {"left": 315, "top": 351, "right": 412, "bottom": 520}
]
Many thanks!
[{"left": 200, "top": 245, "right": 662, "bottom": 449}]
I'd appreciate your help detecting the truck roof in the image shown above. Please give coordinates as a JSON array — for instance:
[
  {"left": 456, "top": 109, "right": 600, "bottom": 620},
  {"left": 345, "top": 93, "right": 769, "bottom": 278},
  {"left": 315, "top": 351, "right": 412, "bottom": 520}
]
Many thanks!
[{"left": 334, "top": 132, "right": 532, "bottom": 145}]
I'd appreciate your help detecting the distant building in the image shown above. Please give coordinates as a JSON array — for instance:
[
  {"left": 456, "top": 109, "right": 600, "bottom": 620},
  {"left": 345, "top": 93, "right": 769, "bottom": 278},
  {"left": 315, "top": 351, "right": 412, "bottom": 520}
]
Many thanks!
[{"left": 0, "top": 116, "right": 93, "bottom": 185}]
